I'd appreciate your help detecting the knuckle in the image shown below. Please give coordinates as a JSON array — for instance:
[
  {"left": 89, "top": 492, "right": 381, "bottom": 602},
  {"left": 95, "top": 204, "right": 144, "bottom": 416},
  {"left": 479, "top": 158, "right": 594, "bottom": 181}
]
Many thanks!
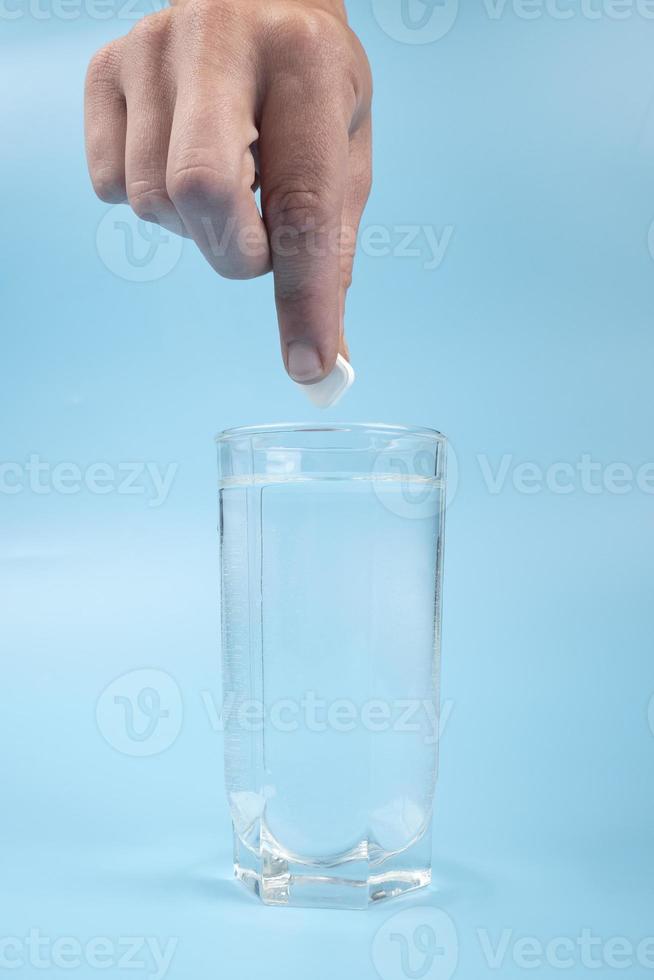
[
  {"left": 86, "top": 41, "right": 122, "bottom": 90},
  {"left": 220, "top": 265, "right": 265, "bottom": 282},
  {"left": 128, "top": 184, "right": 171, "bottom": 220},
  {"left": 166, "top": 164, "right": 238, "bottom": 211},
  {"left": 178, "top": 0, "right": 238, "bottom": 41},
  {"left": 93, "top": 177, "right": 125, "bottom": 204},
  {"left": 265, "top": 186, "right": 331, "bottom": 232},
  {"left": 266, "top": 7, "right": 353, "bottom": 76},
  {"left": 127, "top": 11, "right": 169, "bottom": 50},
  {"left": 280, "top": 7, "right": 339, "bottom": 54},
  {"left": 92, "top": 172, "right": 125, "bottom": 204}
]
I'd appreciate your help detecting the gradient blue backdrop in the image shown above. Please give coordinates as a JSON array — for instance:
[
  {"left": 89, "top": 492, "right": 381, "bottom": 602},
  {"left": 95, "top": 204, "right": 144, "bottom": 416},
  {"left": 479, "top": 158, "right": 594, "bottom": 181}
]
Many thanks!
[{"left": 2, "top": 2, "right": 654, "bottom": 978}]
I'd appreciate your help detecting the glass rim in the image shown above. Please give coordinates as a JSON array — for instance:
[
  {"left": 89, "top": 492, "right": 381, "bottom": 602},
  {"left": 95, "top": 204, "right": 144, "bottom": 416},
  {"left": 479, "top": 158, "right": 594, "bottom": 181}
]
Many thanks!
[{"left": 215, "top": 422, "right": 447, "bottom": 445}]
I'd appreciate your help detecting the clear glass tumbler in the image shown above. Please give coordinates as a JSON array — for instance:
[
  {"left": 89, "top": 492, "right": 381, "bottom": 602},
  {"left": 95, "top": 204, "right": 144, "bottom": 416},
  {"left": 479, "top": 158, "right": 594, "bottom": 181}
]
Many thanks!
[{"left": 217, "top": 423, "right": 447, "bottom": 909}]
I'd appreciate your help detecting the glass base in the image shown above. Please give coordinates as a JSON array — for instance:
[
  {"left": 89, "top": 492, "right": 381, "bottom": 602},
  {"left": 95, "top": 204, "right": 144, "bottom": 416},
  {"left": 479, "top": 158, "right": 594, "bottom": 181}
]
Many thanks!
[{"left": 233, "top": 826, "right": 432, "bottom": 910}]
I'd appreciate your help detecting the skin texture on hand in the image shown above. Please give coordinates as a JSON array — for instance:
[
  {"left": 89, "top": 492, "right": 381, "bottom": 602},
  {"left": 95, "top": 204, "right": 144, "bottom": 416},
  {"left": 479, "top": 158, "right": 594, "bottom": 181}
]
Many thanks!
[{"left": 84, "top": 0, "right": 372, "bottom": 382}]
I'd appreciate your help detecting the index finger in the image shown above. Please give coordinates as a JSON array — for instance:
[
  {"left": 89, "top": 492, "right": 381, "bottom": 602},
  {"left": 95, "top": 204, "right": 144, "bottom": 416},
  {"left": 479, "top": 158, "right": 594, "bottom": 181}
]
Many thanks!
[{"left": 258, "top": 77, "right": 351, "bottom": 383}]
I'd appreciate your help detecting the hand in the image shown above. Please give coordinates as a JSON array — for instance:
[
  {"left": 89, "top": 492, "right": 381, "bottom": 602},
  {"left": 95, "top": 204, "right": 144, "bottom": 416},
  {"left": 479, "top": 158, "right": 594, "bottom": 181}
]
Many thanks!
[{"left": 85, "top": 0, "right": 372, "bottom": 382}]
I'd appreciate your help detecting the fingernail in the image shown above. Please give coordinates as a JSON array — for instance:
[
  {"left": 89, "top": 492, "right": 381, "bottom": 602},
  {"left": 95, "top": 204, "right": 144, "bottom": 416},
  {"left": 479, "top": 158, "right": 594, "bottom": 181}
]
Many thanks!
[{"left": 286, "top": 341, "right": 324, "bottom": 383}]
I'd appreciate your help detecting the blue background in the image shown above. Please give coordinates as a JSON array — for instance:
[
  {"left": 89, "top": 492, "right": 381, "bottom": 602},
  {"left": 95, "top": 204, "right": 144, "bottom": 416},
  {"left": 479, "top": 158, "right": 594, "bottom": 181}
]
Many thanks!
[{"left": 2, "top": 1, "right": 654, "bottom": 977}]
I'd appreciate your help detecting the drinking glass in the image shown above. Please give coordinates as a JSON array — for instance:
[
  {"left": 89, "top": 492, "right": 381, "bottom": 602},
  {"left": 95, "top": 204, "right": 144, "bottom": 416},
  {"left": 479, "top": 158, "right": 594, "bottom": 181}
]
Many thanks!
[{"left": 217, "top": 423, "right": 447, "bottom": 909}]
